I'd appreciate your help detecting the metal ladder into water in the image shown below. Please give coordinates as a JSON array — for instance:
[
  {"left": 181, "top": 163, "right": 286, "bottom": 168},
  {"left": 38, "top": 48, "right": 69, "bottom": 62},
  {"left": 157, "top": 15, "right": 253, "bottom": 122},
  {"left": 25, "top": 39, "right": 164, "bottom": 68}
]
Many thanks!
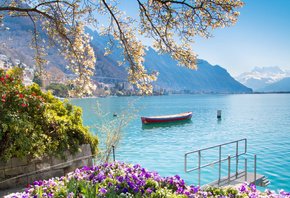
[{"left": 184, "top": 138, "right": 270, "bottom": 188}]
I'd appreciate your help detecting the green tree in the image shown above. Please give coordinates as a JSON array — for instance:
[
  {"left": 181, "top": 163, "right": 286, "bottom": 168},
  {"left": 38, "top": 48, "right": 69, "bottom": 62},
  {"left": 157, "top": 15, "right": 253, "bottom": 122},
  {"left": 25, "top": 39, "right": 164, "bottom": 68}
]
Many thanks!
[
  {"left": 116, "top": 90, "right": 123, "bottom": 96},
  {"left": 33, "top": 72, "right": 43, "bottom": 87},
  {"left": 45, "top": 83, "right": 69, "bottom": 97},
  {"left": 0, "top": 68, "right": 98, "bottom": 161},
  {"left": 104, "top": 90, "right": 110, "bottom": 96},
  {"left": 0, "top": 0, "right": 244, "bottom": 95}
]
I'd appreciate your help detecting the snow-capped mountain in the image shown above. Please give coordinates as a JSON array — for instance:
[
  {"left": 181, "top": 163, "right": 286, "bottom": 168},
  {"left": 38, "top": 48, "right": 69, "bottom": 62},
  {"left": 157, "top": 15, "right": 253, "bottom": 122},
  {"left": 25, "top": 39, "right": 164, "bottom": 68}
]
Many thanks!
[{"left": 235, "top": 66, "right": 290, "bottom": 91}]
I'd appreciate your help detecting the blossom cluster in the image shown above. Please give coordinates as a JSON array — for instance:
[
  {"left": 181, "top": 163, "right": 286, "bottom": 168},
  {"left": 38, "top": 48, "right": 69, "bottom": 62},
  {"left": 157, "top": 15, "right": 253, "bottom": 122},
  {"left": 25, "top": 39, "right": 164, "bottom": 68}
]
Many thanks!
[{"left": 5, "top": 161, "right": 290, "bottom": 198}]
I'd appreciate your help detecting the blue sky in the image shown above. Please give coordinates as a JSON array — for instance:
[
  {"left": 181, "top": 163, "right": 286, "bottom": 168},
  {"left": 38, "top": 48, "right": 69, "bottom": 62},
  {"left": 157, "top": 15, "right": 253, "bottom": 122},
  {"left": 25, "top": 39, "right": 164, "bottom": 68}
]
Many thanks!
[
  {"left": 193, "top": 0, "right": 290, "bottom": 76},
  {"left": 97, "top": 0, "right": 290, "bottom": 77}
]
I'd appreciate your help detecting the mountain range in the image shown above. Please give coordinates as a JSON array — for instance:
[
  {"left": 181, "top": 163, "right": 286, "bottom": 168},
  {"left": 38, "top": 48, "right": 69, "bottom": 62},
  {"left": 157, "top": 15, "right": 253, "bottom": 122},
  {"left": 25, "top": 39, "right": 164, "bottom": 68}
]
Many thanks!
[
  {"left": 0, "top": 15, "right": 252, "bottom": 93},
  {"left": 87, "top": 28, "right": 252, "bottom": 93},
  {"left": 235, "top": 67, "right": 290, "bottom": 92}
]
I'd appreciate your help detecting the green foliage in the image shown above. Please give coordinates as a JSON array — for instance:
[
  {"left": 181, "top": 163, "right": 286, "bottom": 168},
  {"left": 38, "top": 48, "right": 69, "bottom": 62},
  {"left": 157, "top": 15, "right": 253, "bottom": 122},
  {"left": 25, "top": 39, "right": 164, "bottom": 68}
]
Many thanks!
[
  {"left": 45, "top": 83, "right": 69, "bottom": 97},
  {"left": 32, "top": 72, "right": 43, "bottom": 87},
  {"left": 203, "top": 186, "right": 239, "bottom": 197},
  {"left": 0, "top": 68, "right": 98, "bottom": 161}
]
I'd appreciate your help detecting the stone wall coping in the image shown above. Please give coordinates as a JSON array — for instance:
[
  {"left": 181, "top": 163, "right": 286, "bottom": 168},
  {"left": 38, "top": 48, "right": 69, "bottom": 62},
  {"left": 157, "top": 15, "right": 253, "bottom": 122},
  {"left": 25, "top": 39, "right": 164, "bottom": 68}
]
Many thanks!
[{"left": 0, "top": 144, "right": 93, "bottom": 190}]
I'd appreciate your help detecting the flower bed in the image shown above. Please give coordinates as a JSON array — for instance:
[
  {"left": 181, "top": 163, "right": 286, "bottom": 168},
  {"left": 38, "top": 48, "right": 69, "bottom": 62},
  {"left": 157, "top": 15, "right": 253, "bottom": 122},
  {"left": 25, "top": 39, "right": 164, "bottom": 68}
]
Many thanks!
[{"left": 5, "top": 161, "right": 290, "bottom": 198}]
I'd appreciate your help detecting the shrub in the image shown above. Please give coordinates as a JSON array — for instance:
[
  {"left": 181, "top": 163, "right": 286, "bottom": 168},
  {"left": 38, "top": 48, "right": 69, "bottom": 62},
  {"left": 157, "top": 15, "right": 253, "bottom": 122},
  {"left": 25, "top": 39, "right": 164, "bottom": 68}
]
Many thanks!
[{"left": 0, "top": 68, "right": 98, "bottom": 161}]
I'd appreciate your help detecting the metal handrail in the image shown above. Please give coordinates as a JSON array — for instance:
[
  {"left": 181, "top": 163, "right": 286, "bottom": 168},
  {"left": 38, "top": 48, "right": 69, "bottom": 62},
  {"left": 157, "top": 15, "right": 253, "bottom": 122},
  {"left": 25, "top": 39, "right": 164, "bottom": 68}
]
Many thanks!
[{"left": 185, "top": 138, "right": 247, "bottom": 186}]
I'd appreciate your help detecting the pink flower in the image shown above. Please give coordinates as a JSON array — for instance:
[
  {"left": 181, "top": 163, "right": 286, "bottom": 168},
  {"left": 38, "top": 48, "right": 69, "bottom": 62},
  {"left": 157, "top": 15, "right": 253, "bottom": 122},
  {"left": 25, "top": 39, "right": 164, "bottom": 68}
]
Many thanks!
[
  {"left": 19, "top": 94, "right": 23, "bottom": 98},
  {"left": 33, "top": 93, "right": 36, "bottom": 96},
  {"left": 21, "top": 103, "right": 26, "bottom": 106},
  {"left": 36, "top": 105, "right": 39, "bottom": 109},
  {"left": 15, "top": 91, "right": 18, "bottom": 94},
  {"left": 0, "top": 77, "right": 4, "bottom": 82},
  {"left": 6, "top": 74, "right": 9, "bottom": 78},
  {"left": 43, "top": 99, "right": 45, "bottom": 102},
  {"left": 10, "top": 77, "right": 13, "bottom": 82},
  {"left": 2, "top": 94, "right": 6, "bottom": 99}
]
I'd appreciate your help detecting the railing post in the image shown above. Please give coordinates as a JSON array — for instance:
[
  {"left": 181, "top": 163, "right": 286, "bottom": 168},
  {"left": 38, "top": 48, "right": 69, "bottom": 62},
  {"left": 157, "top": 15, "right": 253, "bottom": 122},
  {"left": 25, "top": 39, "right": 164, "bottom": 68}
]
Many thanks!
[
  {"left": 219, "top": 145, "right": 221, "bottom": 182},
  {"left": 228, "top": 155, "right": 231, "bottom": 185},
  {"left": 254, "top": 155, "right": 257, "bottom": 186},
  {"left": 236, "top": 141, "right": 238, "bottom": 178},
  {"left": 184, "top": 154, "right": 187, "bottom": 173},
  {"left": 245, "top": 158, "right": 247, "bottom": 181},
  {"left": 198, "top": 150, "right": 201, "bottom": 186}
]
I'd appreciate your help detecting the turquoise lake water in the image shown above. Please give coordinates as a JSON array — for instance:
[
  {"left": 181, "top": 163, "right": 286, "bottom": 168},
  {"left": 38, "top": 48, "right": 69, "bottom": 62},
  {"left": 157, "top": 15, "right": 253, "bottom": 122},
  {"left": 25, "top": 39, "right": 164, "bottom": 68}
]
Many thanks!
[{"left": 69, "top": 94, "right": 290, "bottom": 192}]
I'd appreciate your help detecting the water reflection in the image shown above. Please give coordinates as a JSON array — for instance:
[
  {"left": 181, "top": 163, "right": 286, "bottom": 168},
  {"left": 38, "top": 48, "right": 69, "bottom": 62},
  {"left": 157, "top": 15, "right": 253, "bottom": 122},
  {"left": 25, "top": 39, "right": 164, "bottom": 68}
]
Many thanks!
[{"left": 142, "top": 120, "right": 192, "bottom": 130}]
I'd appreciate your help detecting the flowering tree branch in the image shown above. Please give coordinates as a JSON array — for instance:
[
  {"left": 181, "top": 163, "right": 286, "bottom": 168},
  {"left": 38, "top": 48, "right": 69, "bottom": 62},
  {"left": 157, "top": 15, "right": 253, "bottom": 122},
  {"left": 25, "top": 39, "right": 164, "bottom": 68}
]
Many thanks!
[{"left": 0, "top": 0, "right": 244, "bottom": 96}]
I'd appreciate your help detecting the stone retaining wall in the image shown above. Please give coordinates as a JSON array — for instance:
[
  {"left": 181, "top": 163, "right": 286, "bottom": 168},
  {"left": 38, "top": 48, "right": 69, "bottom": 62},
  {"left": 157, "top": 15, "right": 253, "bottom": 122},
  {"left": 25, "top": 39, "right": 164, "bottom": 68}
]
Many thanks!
[{"left": 0, "top": 144, "right": 93, "bottom": 190}]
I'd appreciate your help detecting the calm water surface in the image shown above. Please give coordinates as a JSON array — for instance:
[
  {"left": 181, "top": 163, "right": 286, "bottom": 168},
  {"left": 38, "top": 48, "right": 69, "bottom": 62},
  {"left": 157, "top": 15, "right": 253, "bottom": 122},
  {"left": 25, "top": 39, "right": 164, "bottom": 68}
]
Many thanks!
[{"left": 69, "top": 94, "right": 290, "bottom": 192}]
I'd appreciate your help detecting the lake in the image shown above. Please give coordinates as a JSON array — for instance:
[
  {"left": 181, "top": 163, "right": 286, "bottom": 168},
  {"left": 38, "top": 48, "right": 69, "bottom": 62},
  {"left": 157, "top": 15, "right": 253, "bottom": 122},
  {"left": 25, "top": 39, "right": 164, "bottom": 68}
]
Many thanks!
[{"left": 69, "top": 94, "right": 290, "bottom": 192}]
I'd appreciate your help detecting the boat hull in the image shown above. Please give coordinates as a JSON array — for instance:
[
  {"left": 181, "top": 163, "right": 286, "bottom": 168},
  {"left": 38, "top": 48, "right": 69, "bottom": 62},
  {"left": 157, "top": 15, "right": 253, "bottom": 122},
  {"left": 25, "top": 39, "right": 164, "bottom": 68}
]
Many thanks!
[{"left": 141, "top": 112, "right": 193, "bottom": 124}]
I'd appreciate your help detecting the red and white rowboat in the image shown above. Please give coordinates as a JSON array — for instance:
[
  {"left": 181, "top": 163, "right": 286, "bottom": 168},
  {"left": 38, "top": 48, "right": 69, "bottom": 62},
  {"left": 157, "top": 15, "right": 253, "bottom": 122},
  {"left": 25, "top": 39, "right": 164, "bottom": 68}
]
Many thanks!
[{"left": 141, "top": 112, "right": 193, "bottom": 124}]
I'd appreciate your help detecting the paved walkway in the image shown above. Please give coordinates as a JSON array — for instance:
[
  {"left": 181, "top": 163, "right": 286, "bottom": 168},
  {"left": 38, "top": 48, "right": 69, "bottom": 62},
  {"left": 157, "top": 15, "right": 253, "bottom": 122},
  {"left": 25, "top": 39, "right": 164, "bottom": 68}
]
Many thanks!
[{"left": 0, "top": 186, "right": 27, "bottom": 197}]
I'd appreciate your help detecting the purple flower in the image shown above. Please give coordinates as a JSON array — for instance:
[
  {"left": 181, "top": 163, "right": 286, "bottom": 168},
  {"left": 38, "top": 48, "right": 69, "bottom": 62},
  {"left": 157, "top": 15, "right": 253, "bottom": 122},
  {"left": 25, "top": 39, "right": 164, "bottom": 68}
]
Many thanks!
[
  {"left": 89, "top": 174, "right": 95, "bottom": 180},
  {"left": 175, "top": 175, "right": 180, "bottom": 180},
  {"left": 178, "top": 179, "right": 185, "bottom": 188},
  {"left": 48, "top": 193, "right": 53, "bottom": 198},
  {"left": 145, "top": 172, "right": 151, "bottom": 179},
  {"left": 108, "top": 174, "right": 114, "bottom": 178},
  {"left": 177, "top": 187, "right": 184, "bottom": 194},
  {"left": 137, "top": 180, "right": 145, "bottom": 186},
  {"left": 122, "top": 188, "right": 129, "bottom": 193},
  {"left": 141, "top": 189, "right": 145, "bottom": 194},
  {"left": 75, "top": 168, "right": 80, "bottom": 174},
  {"left": 239, "top": 184, "right": 246, "bottom": 192},
  {"left": 146, "top": 188, "right": 152, "bottom": 194},
  {"left": 100, "top": 187, "right": 107, "bottom": 194},
  {"left": 83, "top": 166, "right": 90, "bottom": 171},
  {"left": 133, "top": 164, "right": 141, "bottom": 169},
  {"left": 132, "top": 174, "right": 138, "bottom": 181},
  {"left": 127, "top": 181, "right": 135, "bottom": 188},
  {"left": 190, "top": 185, "right": 199, "bottom": 194},
  {"left": 133, "top": 187, "right": 140, "bottom": 193},
  {"left": 108, "top": 182, "right": 113, "bottom": 187},
  {"left": 96, "top": 171, "right": 106, "bottom": 181},
  {"left": 117, "top": 176, "right": 124, "bottom": 183},
  {"left": 250, "top": 184, "right": 256, "bottom": 192},
  {"left": 67, "top": 192, "right": 74, "bottom": 198}
]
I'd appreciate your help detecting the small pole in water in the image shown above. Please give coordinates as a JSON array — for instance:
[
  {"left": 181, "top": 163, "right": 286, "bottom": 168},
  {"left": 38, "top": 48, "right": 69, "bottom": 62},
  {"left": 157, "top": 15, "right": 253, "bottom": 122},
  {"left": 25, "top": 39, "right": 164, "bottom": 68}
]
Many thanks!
[{"left": 217, "top": 109, "right": 221, "bottom": 118}]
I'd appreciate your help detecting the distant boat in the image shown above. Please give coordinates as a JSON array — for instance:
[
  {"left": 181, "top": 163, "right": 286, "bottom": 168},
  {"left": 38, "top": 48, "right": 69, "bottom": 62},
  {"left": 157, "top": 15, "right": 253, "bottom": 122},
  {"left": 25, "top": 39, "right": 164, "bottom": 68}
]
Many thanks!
[{"left": 141, "top": 112, "right": 193, "bottom": 124}]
